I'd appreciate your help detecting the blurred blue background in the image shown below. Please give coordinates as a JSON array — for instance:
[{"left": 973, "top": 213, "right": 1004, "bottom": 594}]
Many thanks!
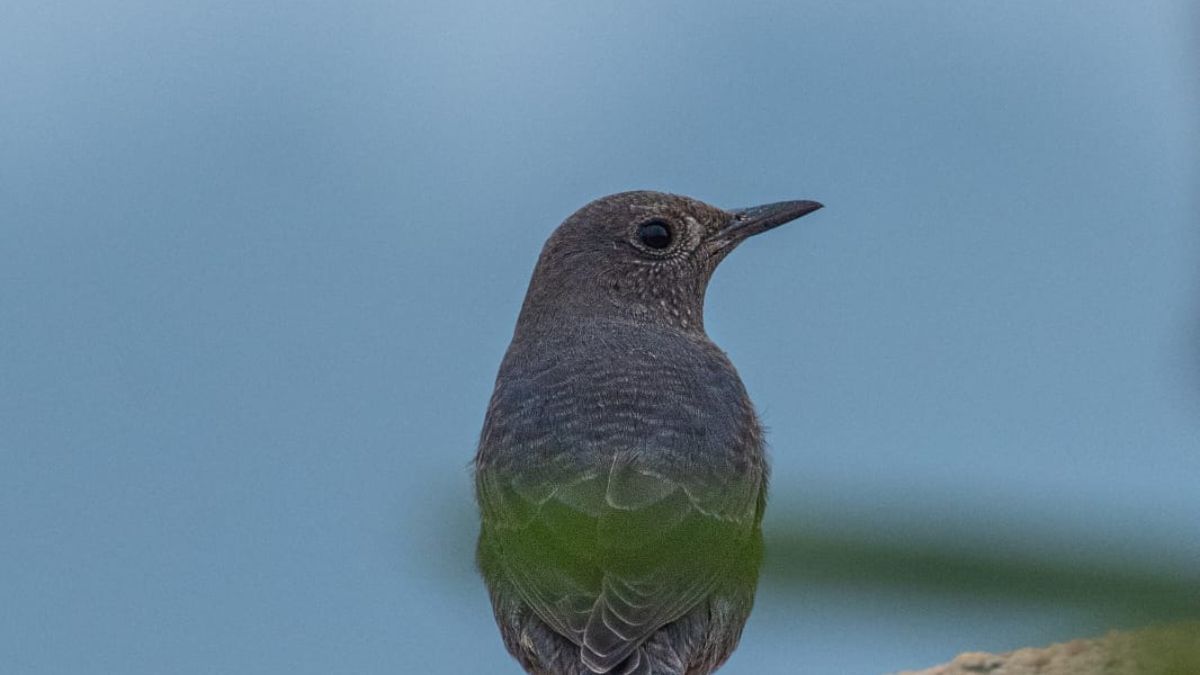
[{"left": 2, "top": 1, "right": 1197, "bottom": 673}]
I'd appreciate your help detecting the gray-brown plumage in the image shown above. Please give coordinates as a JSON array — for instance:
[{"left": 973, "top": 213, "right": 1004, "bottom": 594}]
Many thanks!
[{"left": 475, "top": 191, "right": 822, "bottom": 675}]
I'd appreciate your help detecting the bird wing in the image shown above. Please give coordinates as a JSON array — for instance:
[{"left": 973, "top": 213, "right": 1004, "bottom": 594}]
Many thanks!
[{"left": 477, "top": 451, "right": 762, "bottom": 673}]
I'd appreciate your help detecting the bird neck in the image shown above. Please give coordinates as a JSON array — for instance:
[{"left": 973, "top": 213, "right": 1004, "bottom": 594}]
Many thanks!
[
  {"left": 513, "top": 288, "right": 707, "bottom": 340},
  {"left": 515, "top": 261, "right": 709, "bottom": 337}
]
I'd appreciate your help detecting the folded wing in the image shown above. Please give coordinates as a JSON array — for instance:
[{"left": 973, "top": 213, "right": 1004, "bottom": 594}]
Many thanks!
[{"left": 477, "top": 452, "right": 762, "bottom": 673}]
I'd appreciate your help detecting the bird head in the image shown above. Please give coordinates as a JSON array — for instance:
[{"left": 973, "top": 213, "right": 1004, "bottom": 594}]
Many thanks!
[{"left": 516, "top": 191, "right": 822, "bottom": 334}]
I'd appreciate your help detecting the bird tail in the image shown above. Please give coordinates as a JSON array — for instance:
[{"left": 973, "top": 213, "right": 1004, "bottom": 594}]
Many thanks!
[
  {"left": 613, "top": 647, "right": 651, "bottom": 675},
  {"left": 582, "top": 644, "right": 684, "bottom": 675}
]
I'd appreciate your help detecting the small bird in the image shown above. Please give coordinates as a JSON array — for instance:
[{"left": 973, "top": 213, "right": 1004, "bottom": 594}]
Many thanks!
[{"left": 475, "top": 191, "right": 822, "bottom": 675}]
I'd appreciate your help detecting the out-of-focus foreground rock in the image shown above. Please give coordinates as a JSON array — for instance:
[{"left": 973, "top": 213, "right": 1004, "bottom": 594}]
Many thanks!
[{"left": 895, "top": 623, "right": 1200, "bottom": 675}]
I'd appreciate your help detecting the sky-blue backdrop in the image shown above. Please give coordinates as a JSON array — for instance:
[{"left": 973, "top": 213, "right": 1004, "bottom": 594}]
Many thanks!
[{"left": 2, "top": 2, "right": 1197, "bottom": 673}]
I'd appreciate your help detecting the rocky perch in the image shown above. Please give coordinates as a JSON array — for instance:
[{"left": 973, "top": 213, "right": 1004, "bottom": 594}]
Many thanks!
[{"left": 896, "top": 623, "right": 1200, "bottom": 675}]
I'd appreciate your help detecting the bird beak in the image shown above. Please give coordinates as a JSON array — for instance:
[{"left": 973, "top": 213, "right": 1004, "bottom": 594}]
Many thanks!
[{"left": 716, "top": 200, "right": 823, "bottom": 243}]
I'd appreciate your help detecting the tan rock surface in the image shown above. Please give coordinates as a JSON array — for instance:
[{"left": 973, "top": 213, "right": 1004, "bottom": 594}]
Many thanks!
[{"left": 895, "top": 623, "right": 1200, "bottom": 675}]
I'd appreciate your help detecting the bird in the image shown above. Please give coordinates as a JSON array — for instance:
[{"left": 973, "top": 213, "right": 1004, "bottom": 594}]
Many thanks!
[{"left": 474, "top": 190, "right": 822, "bottom": 675}]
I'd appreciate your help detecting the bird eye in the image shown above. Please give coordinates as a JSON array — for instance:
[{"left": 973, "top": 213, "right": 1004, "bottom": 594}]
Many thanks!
[{"left": 637, "top": 220, "right": 673, "bottom": 249}]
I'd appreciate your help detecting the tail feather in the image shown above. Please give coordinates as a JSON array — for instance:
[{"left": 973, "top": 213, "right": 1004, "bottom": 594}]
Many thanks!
[
  {"left": 579, "top": 642, "right": 683, "bottom": 675},
  {"left": 614, "top": 647, "right": 650, "bottom": 675}
]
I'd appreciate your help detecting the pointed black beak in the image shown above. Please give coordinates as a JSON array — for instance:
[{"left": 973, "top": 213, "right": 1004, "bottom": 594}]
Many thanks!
[{"left": 717, "top": 200, "right": 823, "bottom": 243}]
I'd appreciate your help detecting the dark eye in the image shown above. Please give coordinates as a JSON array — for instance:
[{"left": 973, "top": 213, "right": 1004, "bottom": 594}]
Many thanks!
[{"left": 637, "top": 220, "right": 673, "bottom": 249}]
